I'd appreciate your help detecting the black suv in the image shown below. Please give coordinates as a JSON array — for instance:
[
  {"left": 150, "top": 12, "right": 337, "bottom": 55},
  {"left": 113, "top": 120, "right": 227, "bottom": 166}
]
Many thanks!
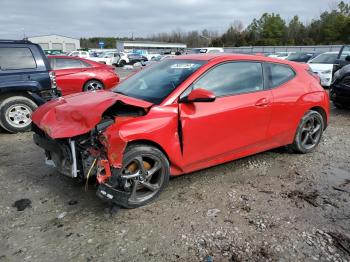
[
  {"left": 0, "top": 40, "right": 58, "bottom": 133},
  {"left": 330, "top": 45, "right": 350, "bottom": 108}
]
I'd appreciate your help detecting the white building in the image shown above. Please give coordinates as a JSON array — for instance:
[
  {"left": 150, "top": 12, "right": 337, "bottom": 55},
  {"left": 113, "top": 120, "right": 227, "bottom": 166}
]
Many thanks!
[
  {"left": 116, "top": 40, "right": 187, "bottom": 53},
  {"left": 28, "top": 34, "right": 80, "bottom": 52}
]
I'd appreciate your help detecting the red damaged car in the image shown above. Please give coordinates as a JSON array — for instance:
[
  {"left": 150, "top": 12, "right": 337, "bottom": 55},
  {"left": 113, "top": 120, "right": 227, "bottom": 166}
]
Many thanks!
[
  {"left": 48, "top": 55, "right": 120, "bottom": 95},
  {"left": 32, "top": 54, "right": 330, "bottom": 208}
]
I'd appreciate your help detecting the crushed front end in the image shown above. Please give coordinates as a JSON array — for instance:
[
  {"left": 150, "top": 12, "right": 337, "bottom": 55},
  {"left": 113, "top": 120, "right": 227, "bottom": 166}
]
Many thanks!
[{"left": 31, "top": 91, "right": 152, "bottom": 207}]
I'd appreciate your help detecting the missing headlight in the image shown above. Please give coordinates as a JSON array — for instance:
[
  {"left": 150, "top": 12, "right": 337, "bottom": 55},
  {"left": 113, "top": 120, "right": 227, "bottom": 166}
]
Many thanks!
[{"left": 96, "top": 118, "right": 114, "bottom": 133}]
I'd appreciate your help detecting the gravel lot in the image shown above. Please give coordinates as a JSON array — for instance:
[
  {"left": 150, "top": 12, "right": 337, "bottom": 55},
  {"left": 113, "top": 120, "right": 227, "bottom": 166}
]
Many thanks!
[{"left": 0, "top": 69, "right": 349, "bottom": 261}]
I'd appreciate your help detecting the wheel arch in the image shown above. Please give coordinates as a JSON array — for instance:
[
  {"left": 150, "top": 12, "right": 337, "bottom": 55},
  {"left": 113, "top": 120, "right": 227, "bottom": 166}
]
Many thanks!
[
  {"left": 309, "top": 106, "right": 328, "bottom": 129},
  {"left": 0, "top": 91, "right": 37, "bottom": 105},
  {"left": 126, "top": 139, "right": 170, "bottom": 164}
]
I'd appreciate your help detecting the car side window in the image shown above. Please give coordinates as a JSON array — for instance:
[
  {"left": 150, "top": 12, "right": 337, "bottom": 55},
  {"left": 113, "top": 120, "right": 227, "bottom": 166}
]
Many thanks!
[
  {"left": 266, "top": 63, "right": 295, "bottom": 88},
  {"left": 0, "top": 47, "right": 37, "bottom": 70},
  {"left": 340, "top": 46, "right": 350, "bottom": 60},
  {"left": 192, "top": 62, "right": 264, "bottom": 97},
  {"left": 54, "top": 58, "right": 84, "bottom": 69}
]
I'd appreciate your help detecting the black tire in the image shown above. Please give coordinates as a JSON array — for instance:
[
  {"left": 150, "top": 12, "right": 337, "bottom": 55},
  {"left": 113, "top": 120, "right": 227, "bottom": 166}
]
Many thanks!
[
  {"left": 118, "top": 144, "right": 170, "bottom": 208},
  {"left": 0, "top": 95, "right": 37, "bottom": 133},
  {"left": 83, "top": 80, "right": 104, "bottom": 92},
  {"left": 118, "top": 60, "right": 126, "bottom": 67},
  {"left": 291, "top": 110, "right": 324, "bottom": 154}
]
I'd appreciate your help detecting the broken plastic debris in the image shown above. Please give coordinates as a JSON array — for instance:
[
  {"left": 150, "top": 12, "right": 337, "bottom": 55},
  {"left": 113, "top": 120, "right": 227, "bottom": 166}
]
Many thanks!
[{"left": 57, "top": 212, "right": 67, "bottom": 219}]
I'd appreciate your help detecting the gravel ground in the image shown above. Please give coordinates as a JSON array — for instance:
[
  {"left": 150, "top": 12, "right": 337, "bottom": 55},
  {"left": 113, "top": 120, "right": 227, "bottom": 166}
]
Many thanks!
[{"left": 0, "top": 71, "right": 349, "bottom": 261}]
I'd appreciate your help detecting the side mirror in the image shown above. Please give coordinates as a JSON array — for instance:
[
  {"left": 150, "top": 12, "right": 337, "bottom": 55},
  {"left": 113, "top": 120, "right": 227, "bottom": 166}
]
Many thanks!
[
  {"left": 345, "top": 55, "right": 350, "bottom": 62},
  {"left": 180, "top": 88, "right": 216, "bottom": 103}
]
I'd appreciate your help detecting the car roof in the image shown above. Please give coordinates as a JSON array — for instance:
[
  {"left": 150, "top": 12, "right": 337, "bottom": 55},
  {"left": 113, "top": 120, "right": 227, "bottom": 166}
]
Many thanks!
[
  {"left": 47, "top": 55, "right": 101, "bottom": 65},
  {"left": 48, "top": 55, "right": 79, "bottom": 59},
  {"left": 172, "top": 53, "right": 302, "bottom": 65}
]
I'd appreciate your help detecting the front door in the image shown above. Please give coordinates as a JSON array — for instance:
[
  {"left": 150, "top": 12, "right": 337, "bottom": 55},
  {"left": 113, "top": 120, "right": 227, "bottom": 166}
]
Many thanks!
[{"left": 179, "top": 61, "right": 273, "bottom": 169}]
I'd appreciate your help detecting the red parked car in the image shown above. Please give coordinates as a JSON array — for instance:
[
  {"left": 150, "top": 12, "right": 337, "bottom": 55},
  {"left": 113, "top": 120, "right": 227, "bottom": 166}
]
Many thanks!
[
  {"left": 32, "top": 54, "right": 330, "bottom": 208},
  {"left": 48, "top": 55, "right": 120, "bottom": 95}
]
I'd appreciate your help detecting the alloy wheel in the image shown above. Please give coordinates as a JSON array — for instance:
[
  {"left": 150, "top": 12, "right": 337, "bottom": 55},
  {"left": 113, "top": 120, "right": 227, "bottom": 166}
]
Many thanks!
[
  {"left": 121, "top": 154, "right": 164, "bottom": 205},
  {"left": 86, "top": 81, "right": 103, "bottom": 91},
  {"left": 5, "top": 104, "right": 32, "bottom": 128},
  {"left": 300, "top": 115, "right": 322, "bottom": 150}
]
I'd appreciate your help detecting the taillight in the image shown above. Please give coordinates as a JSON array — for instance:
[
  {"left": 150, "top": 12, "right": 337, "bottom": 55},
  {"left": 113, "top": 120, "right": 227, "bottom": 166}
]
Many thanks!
[{"left": 49, "top": 71, "right": 57, "bottom": 89}]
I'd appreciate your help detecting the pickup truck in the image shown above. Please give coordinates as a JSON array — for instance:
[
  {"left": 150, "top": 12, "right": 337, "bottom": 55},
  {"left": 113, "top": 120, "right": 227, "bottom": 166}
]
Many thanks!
[{"left": 330, "top": 45, "right": 350, "bottom": 108}]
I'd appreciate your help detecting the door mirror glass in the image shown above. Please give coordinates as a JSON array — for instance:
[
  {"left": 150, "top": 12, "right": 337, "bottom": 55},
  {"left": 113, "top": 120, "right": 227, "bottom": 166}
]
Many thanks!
[
  {"left": 345, "top": 55, "right": 350, "bottom": 62},
  {"left": 180, "top": 88, "right": 216, "bottom": 103}
]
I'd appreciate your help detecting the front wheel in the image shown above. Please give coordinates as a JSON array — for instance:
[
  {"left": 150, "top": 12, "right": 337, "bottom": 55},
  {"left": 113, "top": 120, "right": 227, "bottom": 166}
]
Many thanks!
[
  {"left": 291, "top": 110, "right": 324, "bottom": 153},
  {"left": 0, "top": 95, "right": 37, "bottom": 133},
  {"left": 117, "top": 144, "right": 170, "bottom": 208}
]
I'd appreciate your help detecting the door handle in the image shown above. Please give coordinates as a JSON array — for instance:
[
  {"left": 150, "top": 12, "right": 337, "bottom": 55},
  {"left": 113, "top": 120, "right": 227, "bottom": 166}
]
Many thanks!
[{"left": 255, "top": 98, "right": 270, "bottom": 107}]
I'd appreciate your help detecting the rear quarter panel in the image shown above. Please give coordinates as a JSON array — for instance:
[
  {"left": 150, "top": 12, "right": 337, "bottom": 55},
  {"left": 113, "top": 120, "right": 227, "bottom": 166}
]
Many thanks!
[{"left": 268, "top": 66, "right": 329, "bottom": 146}]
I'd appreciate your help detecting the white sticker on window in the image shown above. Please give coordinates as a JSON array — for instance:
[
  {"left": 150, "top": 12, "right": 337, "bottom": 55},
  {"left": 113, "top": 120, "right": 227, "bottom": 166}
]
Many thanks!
[{"left": 170, "top": 64, "right": 197, "bottom": 69}]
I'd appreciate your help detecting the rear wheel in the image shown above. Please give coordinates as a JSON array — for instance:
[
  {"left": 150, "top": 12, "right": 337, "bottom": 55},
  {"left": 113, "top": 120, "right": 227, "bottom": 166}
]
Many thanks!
[
  {"left": 0, "top": 95, "right": 37, "bottom": 133},
  {"left": 291, "top": 110, "right": 324, "bottom": 153},
  {"left": 118, "top": 144, "right": 170, "bottom": 208},
  {"left": 83, "top": 80, "right": 104, "bottom": 92}
]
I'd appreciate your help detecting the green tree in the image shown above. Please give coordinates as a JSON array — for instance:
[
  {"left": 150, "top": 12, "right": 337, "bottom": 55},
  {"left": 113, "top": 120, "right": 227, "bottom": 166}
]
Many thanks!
[{"left": 287, "top": 16, "right": 307, "bottom": 45}]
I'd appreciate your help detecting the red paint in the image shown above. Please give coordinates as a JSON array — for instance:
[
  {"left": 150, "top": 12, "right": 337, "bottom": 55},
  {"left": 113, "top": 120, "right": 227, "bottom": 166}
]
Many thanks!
[
  {"left": 97, "top": 159, "right": 112, "bottom": 184},
  {"left": 187, "top": 88, "right": 216, "bottom": 102},
  {"left": 48, "top": 56, "right": 120, "bottom": 95},
  {"left": 32, "top": 54, "right": 330, "bottom": 177},
  {"left": 31, "top": 90, "right": 152, "bottom": 138}
]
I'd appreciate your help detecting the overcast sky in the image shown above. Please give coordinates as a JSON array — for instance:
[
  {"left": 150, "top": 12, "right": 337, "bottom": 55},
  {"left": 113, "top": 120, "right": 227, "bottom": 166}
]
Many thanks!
[{"left": 0, "top": 0, "right": 334, "bottom": 39}]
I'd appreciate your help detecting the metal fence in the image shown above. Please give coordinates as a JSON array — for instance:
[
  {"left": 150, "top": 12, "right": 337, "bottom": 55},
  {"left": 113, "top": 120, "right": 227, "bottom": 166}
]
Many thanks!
[{"left": 223, "top": 45, "right": 343, "bottom": 54}]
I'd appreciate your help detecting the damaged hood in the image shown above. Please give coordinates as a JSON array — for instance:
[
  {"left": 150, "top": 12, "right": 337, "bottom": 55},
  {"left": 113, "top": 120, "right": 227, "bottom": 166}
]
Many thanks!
[{"left": 32, "top": 90, "right": 153, "bottom": 138}]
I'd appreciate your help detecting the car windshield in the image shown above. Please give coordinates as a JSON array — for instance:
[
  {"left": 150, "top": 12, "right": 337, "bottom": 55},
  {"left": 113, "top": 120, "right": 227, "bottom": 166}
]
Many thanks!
[
  {"left": 113, "top": 59, "right": 206, "bottom": 104},
  {"left": 309, "top": 53, "right": 338, "bottom": 64}
]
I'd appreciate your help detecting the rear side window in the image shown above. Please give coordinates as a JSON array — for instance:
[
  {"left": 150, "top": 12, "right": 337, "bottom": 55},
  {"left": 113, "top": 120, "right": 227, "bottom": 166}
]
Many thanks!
[
  {"left": 53, "top": 58, "right": 85, "bottom": 69},
  {"left": 192, "top": 62, "right": 264, "bottom": 97},
  {"left": 0, "top": 47, "right": 37, "bottom": 70},
  {"left": 266, "top": 63, "right": 295, "bottom": 88}
]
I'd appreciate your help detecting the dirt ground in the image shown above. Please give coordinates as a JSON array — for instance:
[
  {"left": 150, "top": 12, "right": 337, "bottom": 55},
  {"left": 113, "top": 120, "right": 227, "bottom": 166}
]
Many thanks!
[{"left": 0, "top": 70, "right": 350, "bottom": 261}]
